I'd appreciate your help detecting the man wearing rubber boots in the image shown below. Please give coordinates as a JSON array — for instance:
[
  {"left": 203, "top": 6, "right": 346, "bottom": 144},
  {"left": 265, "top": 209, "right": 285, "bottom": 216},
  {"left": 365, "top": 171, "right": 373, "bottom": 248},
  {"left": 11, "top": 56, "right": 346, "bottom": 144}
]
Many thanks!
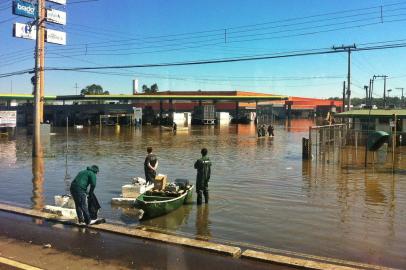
[
  {"left": 70, "top": 165, "right": 99, "bottom": 225},
  {"left": 194, "top": 148, "right": 211, "bottom": 205}
]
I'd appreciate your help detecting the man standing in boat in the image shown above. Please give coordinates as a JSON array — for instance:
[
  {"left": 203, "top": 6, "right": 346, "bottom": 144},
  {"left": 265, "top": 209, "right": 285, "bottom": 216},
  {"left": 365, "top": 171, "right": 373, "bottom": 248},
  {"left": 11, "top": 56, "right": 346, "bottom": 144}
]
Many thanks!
[
  {"left": 144, "top": 147, "right": 158, "bottom": 185},
  {"left": 194, "top": 148, "right": 211, "bottom": 205}
]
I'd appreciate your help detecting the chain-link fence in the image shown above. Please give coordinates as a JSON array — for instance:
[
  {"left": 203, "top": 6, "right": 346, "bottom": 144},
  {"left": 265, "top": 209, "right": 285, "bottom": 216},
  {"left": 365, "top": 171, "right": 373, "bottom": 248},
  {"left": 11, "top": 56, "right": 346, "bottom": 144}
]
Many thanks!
[{"left": 307, "top": 124, "right": 406, "bottom": 170}]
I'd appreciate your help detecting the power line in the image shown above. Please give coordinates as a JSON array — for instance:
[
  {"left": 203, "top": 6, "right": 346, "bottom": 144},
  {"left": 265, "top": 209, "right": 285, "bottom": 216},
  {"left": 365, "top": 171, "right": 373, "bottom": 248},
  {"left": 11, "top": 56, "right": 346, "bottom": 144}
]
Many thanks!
[
  {"left": 44, "top": 42, "right": 406, "bottom": 71},
  {"left": 45, "top": 14, "right": 406, "bottom": 57},
  {"left": 2, "top": 2, "right": 406, "bottom": 62},
  {"left": 2, "top": 41, "right": 406, "bottom": 79},
  {"left": 61, "top": 1, "right": 406, "bottom": 47},
  {"left": 43, "top": 2, "right": 406, "bottom": 51}
]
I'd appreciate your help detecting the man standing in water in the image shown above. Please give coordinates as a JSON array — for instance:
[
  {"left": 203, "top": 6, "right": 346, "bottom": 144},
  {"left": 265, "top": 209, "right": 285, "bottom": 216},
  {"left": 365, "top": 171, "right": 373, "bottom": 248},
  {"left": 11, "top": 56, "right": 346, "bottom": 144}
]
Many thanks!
[
  {"left": 267, "top": 124, "right": 274, "bottom": 137},
  {"left": 70, "top": 165, "right": 99, "bottom": 225},
  {"left": 194, "top": 148, "right": 211, "bottom": 205},
  {"left": 144, "top": 147, "right": 158, "bottom": 185}
]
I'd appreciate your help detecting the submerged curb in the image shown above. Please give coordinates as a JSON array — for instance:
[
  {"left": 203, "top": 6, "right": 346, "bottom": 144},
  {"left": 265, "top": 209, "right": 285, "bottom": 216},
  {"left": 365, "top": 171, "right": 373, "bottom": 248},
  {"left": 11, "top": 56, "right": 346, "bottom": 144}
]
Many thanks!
[
  {"left": 242, "top": 250, "right": 359, "bottom": 270},
  {"left": 0, "top": 203, "right": 397, "bottom": 269},
  {"left": 0, "top": 203, "right": 241, "bottom": 258}
]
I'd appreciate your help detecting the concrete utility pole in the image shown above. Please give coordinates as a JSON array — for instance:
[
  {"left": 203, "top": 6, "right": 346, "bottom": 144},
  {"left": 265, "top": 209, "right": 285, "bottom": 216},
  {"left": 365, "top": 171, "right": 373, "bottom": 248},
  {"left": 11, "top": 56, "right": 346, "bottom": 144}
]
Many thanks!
[
  {"left": 396, "top": 88, "right": 404, "bottom": 108},
  {"left": 364, "top": 85, "right": 369, "bottom": 106},
  {"left": 33, "top": 0, "right": 45, "bottom": 157},
  {"left": 39, "top": 1, "right": 45, "bottom": 123},
  {"left": 342, "top": 81, "right": 346, "bottom": 112},
  {"left": 333, "top": 44, "right": 356, "bottom": 111},
  {"left": 373, "top": 75, "right": 388, "bottom": 108}
]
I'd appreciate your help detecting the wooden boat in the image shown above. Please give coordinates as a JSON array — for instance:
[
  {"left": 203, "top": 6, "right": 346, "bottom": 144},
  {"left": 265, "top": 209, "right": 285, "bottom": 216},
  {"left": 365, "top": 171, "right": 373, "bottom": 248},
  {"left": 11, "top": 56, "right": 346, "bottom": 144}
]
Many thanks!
[{"left": 136, "top": 185, "right": 194, "bottom": 220}]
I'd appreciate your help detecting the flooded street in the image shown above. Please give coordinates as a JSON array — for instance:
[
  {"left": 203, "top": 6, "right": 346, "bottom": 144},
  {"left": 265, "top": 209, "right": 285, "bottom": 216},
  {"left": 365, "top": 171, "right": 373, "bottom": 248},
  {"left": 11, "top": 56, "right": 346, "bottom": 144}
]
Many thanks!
[{"left": 1, "top": 120, "right": 406, "bottom": 268}]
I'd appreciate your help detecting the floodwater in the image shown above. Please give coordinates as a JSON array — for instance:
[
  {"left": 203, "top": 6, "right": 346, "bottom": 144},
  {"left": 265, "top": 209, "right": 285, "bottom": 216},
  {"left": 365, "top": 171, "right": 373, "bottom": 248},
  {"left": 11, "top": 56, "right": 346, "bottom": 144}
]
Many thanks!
[{"left": 1, "top": 120, "right": 406, "bottom": 268}]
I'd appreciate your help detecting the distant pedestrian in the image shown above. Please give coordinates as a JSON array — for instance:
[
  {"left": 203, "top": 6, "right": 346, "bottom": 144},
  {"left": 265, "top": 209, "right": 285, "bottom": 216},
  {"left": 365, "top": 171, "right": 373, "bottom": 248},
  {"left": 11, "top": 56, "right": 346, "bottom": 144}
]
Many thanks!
[
  {"left": 173, "top": 122, "right": 177, "bottom": 132},
  {"left": 194, "top": 148, "right": 211, "bottom": 205},
  {"left": 261, "top": 124, "right": 266, "bottom": 137},
  {"left": 267, "top": 124, "right": 274, "bottom": 137},
  {"left": 70, "top": 165, "right": 99, "bottom": 225},
  {"left": 144, "top": 147, "right": 158, "bottom": 185}
]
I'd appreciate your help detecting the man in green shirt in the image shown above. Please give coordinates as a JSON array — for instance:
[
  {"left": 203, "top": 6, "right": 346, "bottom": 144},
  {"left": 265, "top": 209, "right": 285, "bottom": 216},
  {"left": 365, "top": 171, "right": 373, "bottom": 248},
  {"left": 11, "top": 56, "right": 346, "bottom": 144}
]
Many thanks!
[
  {"left": 194, "top": 148, "right": 211, "bottom": 205},
  {"left": 70, "top": 165, "right": 99, "bottom": 225}
]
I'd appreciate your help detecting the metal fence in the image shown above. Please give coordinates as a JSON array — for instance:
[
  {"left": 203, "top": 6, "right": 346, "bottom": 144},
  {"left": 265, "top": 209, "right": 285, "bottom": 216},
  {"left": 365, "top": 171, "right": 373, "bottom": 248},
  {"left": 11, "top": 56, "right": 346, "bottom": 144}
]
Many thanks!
[{"left": 307, "top": 124, "right": 405, "bottom": 170}]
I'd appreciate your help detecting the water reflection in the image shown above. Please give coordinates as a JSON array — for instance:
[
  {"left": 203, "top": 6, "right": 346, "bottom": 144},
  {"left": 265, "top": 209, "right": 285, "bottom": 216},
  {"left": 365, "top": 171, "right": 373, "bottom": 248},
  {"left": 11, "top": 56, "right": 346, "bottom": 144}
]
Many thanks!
[
  {"left": 1, "top": 121, "right": 406, "bottom": 268},
  {"left": 195, "top": 205, "right": 211, "bottom": 241},
  {"left": 0, "top": 139, "right": 17, "bottom": 166},
  {"left": 31, "top": 156, "right": 44, "bottom": 210}
]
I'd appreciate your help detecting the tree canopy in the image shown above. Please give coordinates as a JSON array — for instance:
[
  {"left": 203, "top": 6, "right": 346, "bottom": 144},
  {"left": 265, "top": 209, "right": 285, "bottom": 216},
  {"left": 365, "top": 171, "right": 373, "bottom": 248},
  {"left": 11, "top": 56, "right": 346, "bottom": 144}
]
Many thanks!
[
  {"left": 142, "top": 83, "right": 159, "bottom": 94},
  {"left": 80, "top": 84, "right": 109, "bottom": 95}
]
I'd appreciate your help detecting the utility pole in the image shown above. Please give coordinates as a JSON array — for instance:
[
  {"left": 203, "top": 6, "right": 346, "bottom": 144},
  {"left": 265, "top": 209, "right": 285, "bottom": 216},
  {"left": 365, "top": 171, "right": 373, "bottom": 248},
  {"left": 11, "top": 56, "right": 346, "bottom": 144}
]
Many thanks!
[
  {"left": 373, "top": 75, "right": 388, "bottom": 108},
  {"left": 342, "top": 81, "right": 346, "bottom": 112},
  {"left": 333, "top": 44, "right": 356, "bottom": 111},
  {"left": 39, "top": 1, "right": 45, "bottom": 123},
  {"left": 364, "top": 85, "right": 368, "bottom": 106},
  {"left": 396, "top": 88, "right": 404, "bottom": 108},
  {"left": 75, "top": 83, "right": 79, "bottom": 95},
  {"left": 33, "top": 0, "right": 45, "bottom": 157}
]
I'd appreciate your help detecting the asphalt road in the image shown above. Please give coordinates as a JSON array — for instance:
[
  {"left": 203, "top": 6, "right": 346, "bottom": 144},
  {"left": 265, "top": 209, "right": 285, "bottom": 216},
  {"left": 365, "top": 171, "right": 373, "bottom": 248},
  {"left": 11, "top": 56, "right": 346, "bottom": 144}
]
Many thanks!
[{"left": 0, "top": 211, "right": 293, "bottom": 270}]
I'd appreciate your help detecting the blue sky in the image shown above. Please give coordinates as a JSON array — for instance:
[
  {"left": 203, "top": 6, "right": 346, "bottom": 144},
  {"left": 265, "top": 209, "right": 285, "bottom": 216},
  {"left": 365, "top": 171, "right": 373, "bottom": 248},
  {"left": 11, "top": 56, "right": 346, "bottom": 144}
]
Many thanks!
[{"left": 1, "top": 0, "right": 406, "bottom": 98}]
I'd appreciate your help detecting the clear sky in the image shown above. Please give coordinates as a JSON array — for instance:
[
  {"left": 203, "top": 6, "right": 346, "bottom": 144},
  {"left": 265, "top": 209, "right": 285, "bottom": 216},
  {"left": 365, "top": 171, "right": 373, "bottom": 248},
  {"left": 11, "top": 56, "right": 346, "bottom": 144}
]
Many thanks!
[{"left": 1, "top": 0, "right": 406, "bottom": 98}]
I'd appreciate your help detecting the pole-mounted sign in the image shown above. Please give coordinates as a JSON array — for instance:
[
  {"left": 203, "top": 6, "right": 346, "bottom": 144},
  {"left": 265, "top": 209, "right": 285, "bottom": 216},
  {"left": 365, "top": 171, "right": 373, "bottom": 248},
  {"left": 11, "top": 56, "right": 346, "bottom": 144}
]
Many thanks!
[
  {"left": 46, "top": 28, "right": 66, "bottom": 45},
  {"left": 46, "top": 8, "right": 66, "bottom": 25},
  {"left": 47, "top": 0, "right": 66, "bottom": 5},
  {"left": 0, "top": 111, "right": 17, "bottom": 128},
  {"left": 13, "top": 22, "right": 37, "bottom": 40},
  {"left": 12, "top": 0, "right": 37, "bottom": 19}
]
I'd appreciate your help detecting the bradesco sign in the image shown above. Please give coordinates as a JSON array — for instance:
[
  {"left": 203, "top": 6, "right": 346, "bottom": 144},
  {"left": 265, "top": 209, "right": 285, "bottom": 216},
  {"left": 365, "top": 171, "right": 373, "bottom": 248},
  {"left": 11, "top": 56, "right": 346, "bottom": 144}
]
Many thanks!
[
  {"left": 13, "top": 0, "right": 37, "bottom": 19},
  {"left": 13, "top": 22, "right": 36, "bottom": 40}
]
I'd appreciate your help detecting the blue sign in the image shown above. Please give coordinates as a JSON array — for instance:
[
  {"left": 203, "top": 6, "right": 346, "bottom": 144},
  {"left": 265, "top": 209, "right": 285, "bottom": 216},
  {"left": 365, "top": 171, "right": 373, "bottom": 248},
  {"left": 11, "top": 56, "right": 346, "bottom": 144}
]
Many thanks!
[{"left": 13, "top": 0, "right": 37, "bottom": 19}]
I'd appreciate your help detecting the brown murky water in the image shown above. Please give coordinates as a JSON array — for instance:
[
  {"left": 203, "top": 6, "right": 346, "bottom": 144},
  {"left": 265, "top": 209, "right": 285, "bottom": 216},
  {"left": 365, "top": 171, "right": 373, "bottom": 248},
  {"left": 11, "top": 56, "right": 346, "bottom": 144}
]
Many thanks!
[{"left": 0, "top": 120, "right": 405, "bottom": 268}]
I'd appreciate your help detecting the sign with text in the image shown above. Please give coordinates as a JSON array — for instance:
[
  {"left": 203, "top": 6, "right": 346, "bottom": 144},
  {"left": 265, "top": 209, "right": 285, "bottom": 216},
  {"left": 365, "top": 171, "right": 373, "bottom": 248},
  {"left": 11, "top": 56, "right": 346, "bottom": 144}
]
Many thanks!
[
  {"left": 47, "top": 0, "right": 66, "bottom": 5},
  {"left": 46, "top": 8, "right": 66, "bottom": 25},
  {"left": 0, "top": 111, "right": 17, "bottom": 128},
  {"left": 12, "top": 0, "right": 37, "bottom": 19},
  {"left": 46, "top": 29, "right": 66, "bottom": 45},
  {"left": 13, "top": 22, "right": 36, "bottom": 40}
]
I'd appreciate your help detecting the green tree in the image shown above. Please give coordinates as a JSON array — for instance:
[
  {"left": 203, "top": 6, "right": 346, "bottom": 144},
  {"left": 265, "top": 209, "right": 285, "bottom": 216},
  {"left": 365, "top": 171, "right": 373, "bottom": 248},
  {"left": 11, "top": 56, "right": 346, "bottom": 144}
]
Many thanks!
[
  {"left": 150, "top": 83, "right": 159, "bottom": 93},
  {"left": 142, "top": 83, "right": 159, "bottom": 94},
  {"left": 81, "top": 84, "right": 109, "bottom": 95},
  {"left": 142, "top": 84, "right": 150, "bottom": 93}
]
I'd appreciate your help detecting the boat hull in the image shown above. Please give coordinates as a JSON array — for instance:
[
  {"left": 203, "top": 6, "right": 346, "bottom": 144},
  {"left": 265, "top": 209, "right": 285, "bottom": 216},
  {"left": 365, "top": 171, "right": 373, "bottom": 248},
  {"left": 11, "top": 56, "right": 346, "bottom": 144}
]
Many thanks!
[{"left": 137, "top": 186, "right": 194, "bottom": 220}]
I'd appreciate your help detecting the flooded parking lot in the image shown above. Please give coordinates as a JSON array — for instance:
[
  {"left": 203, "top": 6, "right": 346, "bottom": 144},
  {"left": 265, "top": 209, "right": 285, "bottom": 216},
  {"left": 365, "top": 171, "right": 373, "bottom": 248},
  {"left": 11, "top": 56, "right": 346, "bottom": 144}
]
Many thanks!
[{"left": 1, "top": 120, "right": 405, "bottom": 268}]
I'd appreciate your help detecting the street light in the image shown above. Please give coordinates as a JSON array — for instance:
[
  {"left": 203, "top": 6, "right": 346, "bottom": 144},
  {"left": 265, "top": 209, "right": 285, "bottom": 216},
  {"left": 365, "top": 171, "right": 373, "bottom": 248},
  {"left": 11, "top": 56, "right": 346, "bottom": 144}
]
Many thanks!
[
  {"left": 395, "top": 87, "right": 404, "bottom": 108},
  {"left": 387, "top": 89, "right": 392, "bottom": 107}
]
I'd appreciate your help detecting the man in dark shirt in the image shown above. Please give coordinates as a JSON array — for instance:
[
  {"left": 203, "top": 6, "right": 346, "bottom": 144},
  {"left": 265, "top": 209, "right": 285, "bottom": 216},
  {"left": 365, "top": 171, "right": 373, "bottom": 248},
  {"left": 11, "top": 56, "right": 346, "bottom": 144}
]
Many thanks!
[
  {"left": 144, "top": 147, "right": 158, "bottom": 185},
  {"left": 194, "top": 148, "right": 211, "bottom": 205},
  {"left": 70, "top": 165, "right": 99, "bottom": 225},
  {"left": 267, "top": 124, "right": 274, "bottom": 137}
]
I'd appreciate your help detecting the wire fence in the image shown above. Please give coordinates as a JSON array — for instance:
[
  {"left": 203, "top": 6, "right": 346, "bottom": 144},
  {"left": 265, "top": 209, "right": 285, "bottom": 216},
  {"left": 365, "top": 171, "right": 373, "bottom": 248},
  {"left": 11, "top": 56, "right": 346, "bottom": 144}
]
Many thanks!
[{"left": 307, "top": 124, "right": 406, "bottom": 170}]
